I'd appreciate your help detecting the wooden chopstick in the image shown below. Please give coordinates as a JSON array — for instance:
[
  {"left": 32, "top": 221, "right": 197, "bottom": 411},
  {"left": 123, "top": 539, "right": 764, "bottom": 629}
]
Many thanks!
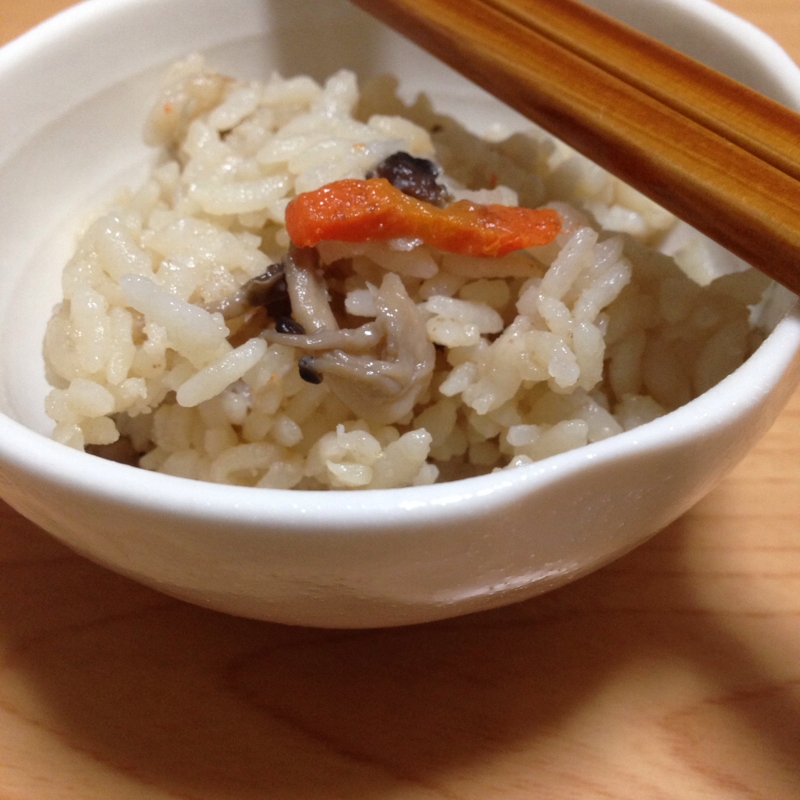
[
  {"left": 348, "top": 0, "right": 800, "bottom": 296},
  {"left": 485, "top": 0, "right": 800, "bottom": 185}
]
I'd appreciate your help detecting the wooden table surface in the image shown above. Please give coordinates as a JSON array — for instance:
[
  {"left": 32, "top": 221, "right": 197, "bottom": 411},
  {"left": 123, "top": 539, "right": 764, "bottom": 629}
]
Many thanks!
[{"left": 1, "top": 1, "right": 799, "bottom": 797}]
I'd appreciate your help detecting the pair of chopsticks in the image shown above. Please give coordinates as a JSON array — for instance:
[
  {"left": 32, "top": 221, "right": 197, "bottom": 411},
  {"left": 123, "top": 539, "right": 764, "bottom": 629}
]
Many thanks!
[{"left": 348, "top": 0, "right": 800, "bottom": 296}]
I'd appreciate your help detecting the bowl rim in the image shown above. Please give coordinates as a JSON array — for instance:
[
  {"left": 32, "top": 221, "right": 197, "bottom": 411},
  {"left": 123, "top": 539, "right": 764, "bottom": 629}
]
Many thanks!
[{"left": 0, "top": 0, "right": 798, "bottom": 529}]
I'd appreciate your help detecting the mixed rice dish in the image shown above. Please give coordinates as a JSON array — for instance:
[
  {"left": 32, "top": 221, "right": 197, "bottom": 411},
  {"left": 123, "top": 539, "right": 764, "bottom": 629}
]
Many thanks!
[{"left": 43, "top": 57, "right": 770, "bottom": 489}]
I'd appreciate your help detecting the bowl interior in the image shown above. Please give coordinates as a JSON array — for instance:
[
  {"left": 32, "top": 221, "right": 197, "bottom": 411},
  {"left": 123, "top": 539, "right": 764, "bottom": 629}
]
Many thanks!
[
  {"left": 1, "top": 0, "right": 799, "bottom": 439},
  {"left": 0, "top": 0, "right": 798, "bottom": 437}
]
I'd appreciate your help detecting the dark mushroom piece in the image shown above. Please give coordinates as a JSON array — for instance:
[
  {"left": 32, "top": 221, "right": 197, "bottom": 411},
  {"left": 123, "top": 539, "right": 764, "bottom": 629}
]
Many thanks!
[
  {"left": 367, "top": 151, "right": 450, "bottom": 207},
  {"left": 199, "top": 254, "right": 311, "bottom": 345},
  {"left": 275, "top": 317, "right": 306, "bottom": 335},
  {"left": 200, "top": 261, "right": 286, "bottom": 320},
  {"left": 297, "top": 355, "right": 323, "bottom": 384}
]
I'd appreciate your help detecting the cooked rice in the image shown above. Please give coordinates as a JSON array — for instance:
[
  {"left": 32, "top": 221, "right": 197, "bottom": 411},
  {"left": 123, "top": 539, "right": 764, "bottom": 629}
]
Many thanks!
[{"left": 43, "top": 56, "right": 770, "bottom": 489}]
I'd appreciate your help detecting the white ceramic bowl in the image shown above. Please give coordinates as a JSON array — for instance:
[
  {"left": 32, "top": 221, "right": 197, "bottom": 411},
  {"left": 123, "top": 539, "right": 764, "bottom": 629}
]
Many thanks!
[{"left": 0, "top": 0, "right": 798, "bottom": 628}]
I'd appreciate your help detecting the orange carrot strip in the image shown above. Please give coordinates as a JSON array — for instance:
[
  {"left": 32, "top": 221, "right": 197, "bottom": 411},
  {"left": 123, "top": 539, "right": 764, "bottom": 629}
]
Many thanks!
[{"left": 285, "top": 178, "right": 561, "bottom": 257}]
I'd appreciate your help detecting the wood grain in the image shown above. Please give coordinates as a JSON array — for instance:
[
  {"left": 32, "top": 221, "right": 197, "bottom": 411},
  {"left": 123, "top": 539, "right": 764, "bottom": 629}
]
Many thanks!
[{"left": 0, "top": 1, "right": 799, "bottom": 798}]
